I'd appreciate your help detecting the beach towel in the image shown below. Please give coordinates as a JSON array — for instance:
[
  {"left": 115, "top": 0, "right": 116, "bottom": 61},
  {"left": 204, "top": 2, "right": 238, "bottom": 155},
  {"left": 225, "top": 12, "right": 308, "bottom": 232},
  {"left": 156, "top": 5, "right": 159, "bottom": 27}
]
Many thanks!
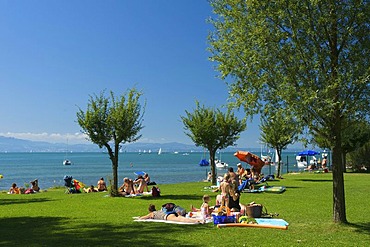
[
  {"left": 133, "top": 216, "right": 212, "bottom": 225},
  {"left": 125, "top": 192, "right": 152, "bottom": 198},
  {"left": 133, "top": 212, "right": 213, "bottom": 225},
  {"left": 133, "top": 217, "right": 199, "bottom": 225},
  {"left": 255, "top": 218, "right": 289, "bottom": 227},
  {"left": 261, "top": 186, "right": 286, "bottom": 193}
]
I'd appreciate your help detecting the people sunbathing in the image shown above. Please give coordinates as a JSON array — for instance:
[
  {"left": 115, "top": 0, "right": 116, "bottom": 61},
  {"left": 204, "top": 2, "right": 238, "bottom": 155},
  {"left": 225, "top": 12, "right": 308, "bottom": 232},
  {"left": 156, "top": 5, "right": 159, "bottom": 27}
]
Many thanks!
[
  {"left": 97, "top": 177, "right": 107, "bottom": 192},
  {"left": 139, "top": 204, "right": 204, "bottom": 224},
  {"left": 133, "top": 175, "right": 148, "bottom": 194},
  {"left": 215, "top": 173, "right": 231, "bottom": 207},
  {"left": 9, "top": 183, "right": 21, "bottom": 194},
  {"left": 191, "top": 195, "right": 213, "bottom": 219},
  {"left": 84, "top": 185, "right": 98, "bottom": 193},
  {"left": 119, "top": 177, "right": 135, "bottom": 196},
  {"left": 30, "top": 179, "right": 40, "bottom": 192}
]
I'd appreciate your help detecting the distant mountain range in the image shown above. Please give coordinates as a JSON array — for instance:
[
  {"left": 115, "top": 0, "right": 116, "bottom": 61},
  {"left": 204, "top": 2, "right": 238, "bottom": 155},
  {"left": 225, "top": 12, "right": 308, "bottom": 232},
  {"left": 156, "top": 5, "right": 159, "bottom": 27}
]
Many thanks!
[{"left": 0, "top": 136, "right": 262, "bottom": 153}]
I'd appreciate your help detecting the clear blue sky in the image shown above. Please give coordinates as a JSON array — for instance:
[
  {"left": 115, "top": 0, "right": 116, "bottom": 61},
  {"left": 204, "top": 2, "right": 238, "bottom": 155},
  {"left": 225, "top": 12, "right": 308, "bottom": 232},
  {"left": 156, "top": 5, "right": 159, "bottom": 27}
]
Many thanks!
[{"left": 0, "top": 0, "right": 265, "bottom": 148}]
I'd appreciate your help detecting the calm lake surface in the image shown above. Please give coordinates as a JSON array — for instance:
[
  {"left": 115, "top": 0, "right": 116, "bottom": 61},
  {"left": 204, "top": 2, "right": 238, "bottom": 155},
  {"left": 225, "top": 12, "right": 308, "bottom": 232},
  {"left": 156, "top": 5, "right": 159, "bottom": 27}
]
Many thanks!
[{"left": 0, "top": 151, "right": 303, "bottom": 191}]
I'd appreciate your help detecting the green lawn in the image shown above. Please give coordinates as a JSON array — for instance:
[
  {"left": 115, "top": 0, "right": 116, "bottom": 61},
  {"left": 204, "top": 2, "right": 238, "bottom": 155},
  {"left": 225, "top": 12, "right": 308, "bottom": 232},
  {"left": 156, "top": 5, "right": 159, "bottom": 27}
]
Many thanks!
[{"left": 1, "top": 173, "right": 369, "bottom": 246}]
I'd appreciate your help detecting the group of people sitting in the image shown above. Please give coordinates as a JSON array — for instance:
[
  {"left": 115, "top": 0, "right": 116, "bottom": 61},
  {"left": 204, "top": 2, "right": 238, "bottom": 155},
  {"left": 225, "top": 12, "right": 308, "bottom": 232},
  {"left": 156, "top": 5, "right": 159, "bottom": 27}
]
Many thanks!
[
  {"left": 212, "top": 164, "right": 263, "bottom": 210},
  {"left": 236, "top": 163, "right": 262, "bottom": 190},
  {"left": 8, "top": 179, "right": 40, "bottom": 194},
  {"left": 214, "top": 167, "right": 242, "bottom": 211},
  {"left": 118, "top": 173, "right": 155, "bottom": 196},
  {"left": 136, "top": 165, "right": 264, "bottom": 223},
  {"left": 83, "top": 177, "right": 108, "bottom": 193}
]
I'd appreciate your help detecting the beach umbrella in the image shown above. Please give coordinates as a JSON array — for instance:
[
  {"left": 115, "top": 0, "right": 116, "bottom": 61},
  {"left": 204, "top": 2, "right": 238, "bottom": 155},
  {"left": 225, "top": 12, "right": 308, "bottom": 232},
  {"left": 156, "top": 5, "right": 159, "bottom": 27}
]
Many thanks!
[
  {"left": 234, "top": 151, "right": 266, "bottom": 173},
  {"left": 134, "top": 171, "right": 146, "bottom": 176},
  {"left": 198, "top": 159, "right": 209, "bottom": 166},
  {"left": 298, "top": 150, "right": 319, "bottom": 156}
]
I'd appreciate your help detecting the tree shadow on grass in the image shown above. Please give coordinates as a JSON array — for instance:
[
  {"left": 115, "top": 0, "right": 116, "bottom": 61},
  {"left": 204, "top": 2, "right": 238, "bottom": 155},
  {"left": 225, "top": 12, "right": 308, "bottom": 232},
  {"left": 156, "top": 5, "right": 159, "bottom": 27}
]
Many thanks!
[
  {"left": 140, "top": 194, "right": 201, "bottom": 201},
  {"left": 297, "top": 179, "right": 333, "bottom": 182},
  {"left": 0, "top": 198, "right": 54, "bottom": 206},
  {"left": 282, "top": 186, "right": 302, "bottom": 189},
  {"left": 0, "top": 216, "right": 205, "bottom": 247},
  {"left": 347, "top": 222, "right": 370, "bottom": 235}
]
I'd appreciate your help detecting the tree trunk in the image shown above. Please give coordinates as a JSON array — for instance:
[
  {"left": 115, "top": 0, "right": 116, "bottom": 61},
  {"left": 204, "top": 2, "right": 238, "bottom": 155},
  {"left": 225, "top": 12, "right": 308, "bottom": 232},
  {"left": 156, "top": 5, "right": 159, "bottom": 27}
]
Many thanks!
[
  {"left": 342, "top": 152, "right": 347, "bottom": 173},
  {"left": 209, "top": 149, "right": 217, "bottom": 185},
  {"left": 106, "top": 143, "right": 119, "bottom": 196},
  {"left": 112, "top": 143, "right": 120, "bottom": 193},
  {"left": 276, "top": 148, "right": 282, "bottom": 178},
  {"left": 332, "top": 124, "right": 347, "bottom": 223}
]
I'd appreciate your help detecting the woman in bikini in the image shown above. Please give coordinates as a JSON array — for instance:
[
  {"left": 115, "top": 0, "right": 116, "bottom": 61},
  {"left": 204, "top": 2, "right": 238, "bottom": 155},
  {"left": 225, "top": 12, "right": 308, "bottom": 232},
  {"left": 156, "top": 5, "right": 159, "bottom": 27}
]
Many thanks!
[
  {"left": 119, "top": 177, "right": 135, "bottom": 196},
  {"left": 215, "top": 173, "right": 231, "bottom": 206}
]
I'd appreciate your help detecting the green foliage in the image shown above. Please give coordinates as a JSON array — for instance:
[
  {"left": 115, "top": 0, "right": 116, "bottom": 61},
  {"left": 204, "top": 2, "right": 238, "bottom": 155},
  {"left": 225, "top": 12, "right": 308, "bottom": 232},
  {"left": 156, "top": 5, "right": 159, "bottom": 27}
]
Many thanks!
[
  {"left": 77, "top": 88, "right": 145, "bottom": 194},
  {"left": 181, "top": 101, "right": 246, "bottom": 183},
  {"left": 341, "top": 120, "right": 370, "bottom": 155},
  {"left": 347, "top": 141, "right": 370, "bottom": 171},
  {"left": 260, "top": 106, "right": 300, "bottom": 177},
  {"left": 0, "top": 173, "right": 369, "bottom": 246},
  {"left": 208, "top": 0, "right": 370, "bottom": 223}
]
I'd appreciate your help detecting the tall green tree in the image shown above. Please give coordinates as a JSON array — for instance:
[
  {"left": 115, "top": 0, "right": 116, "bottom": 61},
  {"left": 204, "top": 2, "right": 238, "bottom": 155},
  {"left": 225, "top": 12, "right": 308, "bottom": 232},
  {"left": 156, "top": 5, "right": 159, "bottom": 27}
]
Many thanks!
[
  {"left": 181, "top": 102, "right": 246, "bottom": 184},
  {"left": 77, "top": 89, "right": 145, "bottom": 195},
  {"left": 209, "top": 0, "right": 370, "bottom": 223},
  {"left": 347, "top": 140, "right": 370, "bottom": 171},
  {"left": 313, "top": 119, "right": 370, "bottom": 169},
  {"left": 260, "top": 106, "right": 300, "bottom": 178}
]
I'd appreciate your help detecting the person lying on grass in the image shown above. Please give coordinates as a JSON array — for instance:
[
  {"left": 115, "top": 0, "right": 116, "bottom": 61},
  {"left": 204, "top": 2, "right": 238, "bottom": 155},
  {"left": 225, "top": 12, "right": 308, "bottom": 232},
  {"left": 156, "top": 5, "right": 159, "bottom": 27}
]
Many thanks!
[{"left": 139, "top": 204, "right": 205, "bottom": 224}]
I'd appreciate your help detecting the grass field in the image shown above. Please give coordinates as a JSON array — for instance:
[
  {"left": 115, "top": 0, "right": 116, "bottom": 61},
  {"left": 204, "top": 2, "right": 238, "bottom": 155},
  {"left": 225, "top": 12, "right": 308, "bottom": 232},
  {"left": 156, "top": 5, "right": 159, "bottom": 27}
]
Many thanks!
[{"left": 1, "top": 173, "right": 369, "bottom": 246}]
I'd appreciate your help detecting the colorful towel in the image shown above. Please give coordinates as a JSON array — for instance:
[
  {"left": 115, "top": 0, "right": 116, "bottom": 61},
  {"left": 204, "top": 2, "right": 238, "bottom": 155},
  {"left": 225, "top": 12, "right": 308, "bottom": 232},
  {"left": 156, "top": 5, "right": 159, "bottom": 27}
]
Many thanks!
[
  {"left": 261, "top": 186, "right": 286, "bottom": 193},
  {"left": 255, "top": 218, "right": 289, "bottom": 226},
  {"left": 125, "top": 191, "right": 152, "bottom": 197},
  {"left": 133, "top": 216, "right": 211, "bottom": 225}
]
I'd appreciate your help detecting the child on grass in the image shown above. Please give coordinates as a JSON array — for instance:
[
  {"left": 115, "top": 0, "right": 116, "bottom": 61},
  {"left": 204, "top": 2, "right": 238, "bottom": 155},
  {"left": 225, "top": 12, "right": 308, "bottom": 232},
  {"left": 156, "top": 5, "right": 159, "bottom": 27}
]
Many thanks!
[{"left": 191, "top": 194, "right": 213, "bottom": 219}]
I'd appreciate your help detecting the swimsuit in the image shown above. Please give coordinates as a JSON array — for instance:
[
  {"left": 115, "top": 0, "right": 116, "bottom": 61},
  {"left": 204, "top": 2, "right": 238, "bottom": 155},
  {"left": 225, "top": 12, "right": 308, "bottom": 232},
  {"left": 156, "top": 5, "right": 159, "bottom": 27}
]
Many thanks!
[{"left": 152, "top": 210, "right": 168, "bottom": 220}]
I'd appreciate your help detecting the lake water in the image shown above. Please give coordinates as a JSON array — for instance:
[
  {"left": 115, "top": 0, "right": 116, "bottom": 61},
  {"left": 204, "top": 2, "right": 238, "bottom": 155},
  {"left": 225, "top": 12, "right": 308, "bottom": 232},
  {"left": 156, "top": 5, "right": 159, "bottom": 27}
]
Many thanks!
[{"left": 0, "top": 151, "right": 303, "bottom": 191}]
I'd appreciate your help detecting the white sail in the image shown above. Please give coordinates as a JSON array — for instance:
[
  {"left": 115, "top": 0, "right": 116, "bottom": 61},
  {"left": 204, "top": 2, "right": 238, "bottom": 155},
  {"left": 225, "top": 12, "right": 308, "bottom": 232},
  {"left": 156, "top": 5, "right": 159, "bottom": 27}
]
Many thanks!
[{"left": 158, "top": 148, "right": 162, "bottom": 155}]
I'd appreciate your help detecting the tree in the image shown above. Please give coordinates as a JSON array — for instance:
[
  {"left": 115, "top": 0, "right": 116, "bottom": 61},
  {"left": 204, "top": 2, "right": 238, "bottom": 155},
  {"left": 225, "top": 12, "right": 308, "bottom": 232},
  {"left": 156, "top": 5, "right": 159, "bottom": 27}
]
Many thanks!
[
  {"left": 181, "top": 102, "right": 246, "bottom": 184},
  {"left": 209, "top": 0, "right": 370, "bottom": 223},
  {"left": 347, "top": 140, "right": 370, "bottom": 171},
  {"left": 77, "top": 89, "right": 145, "bottom": 195},
  {"left": 260, "top": 105, "right": 300, "bottom": 178},
  {"left": 313, "top": 119, "right": 370, "bottom": 170}
]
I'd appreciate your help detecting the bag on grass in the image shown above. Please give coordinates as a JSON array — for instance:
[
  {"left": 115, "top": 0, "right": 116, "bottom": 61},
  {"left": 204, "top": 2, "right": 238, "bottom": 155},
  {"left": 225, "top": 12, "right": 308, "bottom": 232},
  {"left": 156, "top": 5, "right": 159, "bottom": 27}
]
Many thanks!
[{"left": 151, "top": 186, "right": 160, "bottom": 197}]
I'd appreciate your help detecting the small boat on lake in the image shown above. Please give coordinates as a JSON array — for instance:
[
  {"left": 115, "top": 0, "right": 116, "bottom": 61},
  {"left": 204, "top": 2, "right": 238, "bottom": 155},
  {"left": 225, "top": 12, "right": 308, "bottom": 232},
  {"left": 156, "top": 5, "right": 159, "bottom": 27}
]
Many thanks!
[
  {"left": 198, "top": 159, "right": 209, "bottom": 167},
  {"left": 215, "top": 160, "right": 228, "bottom": 169},
  {"left": 63, "top": 159, "right": 72, "bottom": 166}
]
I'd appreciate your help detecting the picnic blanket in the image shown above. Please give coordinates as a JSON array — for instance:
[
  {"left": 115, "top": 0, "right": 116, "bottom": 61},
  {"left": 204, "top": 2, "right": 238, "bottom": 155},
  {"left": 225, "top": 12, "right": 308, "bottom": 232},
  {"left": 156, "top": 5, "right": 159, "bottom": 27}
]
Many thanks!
[
  {"left": 255, "top": 218, "right": 289, "bottom": 227},
  {"left": 241, "top": 186, "right": 286, "bottom": 193},
  {"left": 133, "top": 212, "right": 213, "bottom": 225},
  {"left": 217, "top": 217, "right": 289, "bottom": 230},
  {"left": 260, "top": 186, "right": 286, "bottom": 193},
  {"left": 133, "top": 217, "right": 200, "bottom": 225},
  {"left": 125, "top": 191, "right": 152, "bottom": 198}
]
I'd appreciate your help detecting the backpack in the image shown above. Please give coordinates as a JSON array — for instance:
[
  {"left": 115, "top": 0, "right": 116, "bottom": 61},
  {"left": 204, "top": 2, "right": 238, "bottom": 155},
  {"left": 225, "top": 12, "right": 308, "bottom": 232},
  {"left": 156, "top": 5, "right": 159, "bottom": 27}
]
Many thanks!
[
  {"left": 173, "top": 205, "right": 186, "bottom": 216},
  {"left": 161, "top": 203, "right": 186, "bottom": 216},
  {"left": 151, "top": 186, "right": 160, "bottom": 197}
]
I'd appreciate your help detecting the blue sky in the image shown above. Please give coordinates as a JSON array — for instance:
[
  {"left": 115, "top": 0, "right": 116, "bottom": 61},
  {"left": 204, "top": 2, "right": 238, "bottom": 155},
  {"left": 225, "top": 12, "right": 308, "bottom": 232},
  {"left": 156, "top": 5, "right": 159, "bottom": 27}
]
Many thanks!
[{"left": 0, "top": 0, "right": 265, "bottom": 148}]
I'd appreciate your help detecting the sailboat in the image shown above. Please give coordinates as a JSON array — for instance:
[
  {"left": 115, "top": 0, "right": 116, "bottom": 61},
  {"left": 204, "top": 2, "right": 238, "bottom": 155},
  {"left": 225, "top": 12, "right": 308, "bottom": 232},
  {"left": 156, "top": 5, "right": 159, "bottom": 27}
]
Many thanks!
[
  {"left": 198, "top": 148, "right": 209, "bottom": 166},
  {"left": 215, "top": 150, "right": 228, "bottom": 169},
  {"left": 158, "top": 148, "right": 162, "bottom": 155},
  {"left": 63, "top": 139, "right": 72, "bottom": 165},
  {"left": 63, "top": 159, "right": 72, "bottom": 166}
]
